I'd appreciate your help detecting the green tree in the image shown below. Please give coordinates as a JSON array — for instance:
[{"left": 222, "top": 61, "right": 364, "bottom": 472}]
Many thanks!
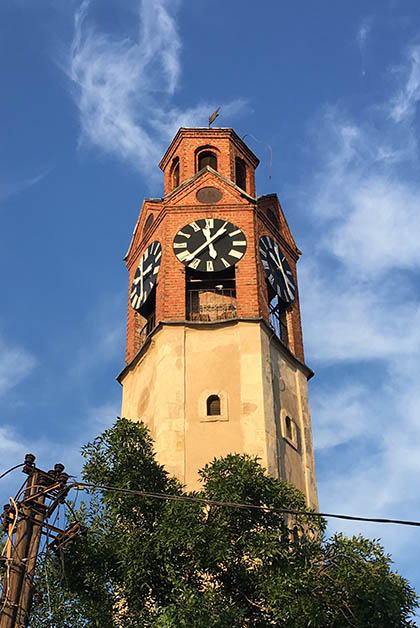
[{"left": 30, "top": 418, "right": 418, "bottom": 627}]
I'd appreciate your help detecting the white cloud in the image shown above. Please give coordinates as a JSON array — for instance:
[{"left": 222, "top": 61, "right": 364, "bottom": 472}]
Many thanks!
[
  {"left": 300, "top": 262, "right": 420, "bottom": 362},
  {"left": 311, "top": 384, "right": 373, "bottom": 450},
  {"left": 0, "top": 339, "right": 36, "bottom": 398},
  {"left": 84, "top": 400, "right": 121, "bottom": 436},
  {"left": 327, "top": 177, "right": 420, "bottom": 276},
  {"left": 68, "top": 0, "right": 248, "bottom": 180}
]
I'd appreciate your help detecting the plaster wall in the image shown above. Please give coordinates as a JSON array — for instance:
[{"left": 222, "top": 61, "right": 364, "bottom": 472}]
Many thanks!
[{"left": 120, "top": 321, "right": 318, "bottom": 508}]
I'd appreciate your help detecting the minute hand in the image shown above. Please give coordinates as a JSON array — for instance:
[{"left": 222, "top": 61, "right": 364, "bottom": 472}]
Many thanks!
[
  {"left": 269, "top": 251, "right": 294, "bottom": 300},
  {"left": 184, "top": 224, "right": 227, "bottom": 262}
]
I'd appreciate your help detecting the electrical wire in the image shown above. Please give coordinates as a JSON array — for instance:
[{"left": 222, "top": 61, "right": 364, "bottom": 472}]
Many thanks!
[
  {"left": 242, "top": 133, "right": 273, "bottom": 179},
  {"left": 0, "top": 463, "right": 25, "bottom": 481},
  {"left": 43, "top": 507, "right": 54, "bottom": 627},
  {"left": 72, "top": 481, "right": 420, "bottom": 528}
]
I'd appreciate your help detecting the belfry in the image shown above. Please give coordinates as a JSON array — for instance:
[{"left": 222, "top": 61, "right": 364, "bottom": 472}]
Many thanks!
[{"left": 118, "top": 127, "right": 318, "bottom": 508}]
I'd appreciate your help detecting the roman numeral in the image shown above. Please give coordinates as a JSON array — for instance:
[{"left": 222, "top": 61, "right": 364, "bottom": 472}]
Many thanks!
[
  {"left": 177, "top": 230, "right": 191, "bottom": 238},
  {"left": 205, "top": 218, "right": 214, "bottom": 229},
  {"left": 190, "top": 221, "right": 200, "bottom": 232},
  {"left": 221, "top": 257, "right": 230, "bottom": 268},
  {"left": 174, "top": 242, "right": 187, "bottom": 248},
  {"left": 229, "top": 229, "right": 241, "bottom": 237},
  {"left": 177, "top": 250, "right": 191, "bottom": 262},
  {"left": 189, "top": 258, "right": 201, "bottom": 269},
  {"left": 228, "top": 249, "right": 243, "bottom": 259},
  {"left": 206, "top": 261, "right": 214, "bottom": 271}
]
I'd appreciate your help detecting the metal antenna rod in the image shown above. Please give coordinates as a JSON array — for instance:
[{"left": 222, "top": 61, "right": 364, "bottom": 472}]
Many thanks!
[{"left": 242, "top": 133, "right": 273, "bottom": 179}]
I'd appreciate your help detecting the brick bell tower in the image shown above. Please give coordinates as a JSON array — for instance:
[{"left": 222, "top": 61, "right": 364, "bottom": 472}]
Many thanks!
[{"left": 118, "top": 127, "right": 318, "bottom": 508}]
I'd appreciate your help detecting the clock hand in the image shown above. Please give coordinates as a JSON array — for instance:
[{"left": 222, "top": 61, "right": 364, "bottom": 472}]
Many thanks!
[
  {"left": 268, "top": 251, "right": 294, "bottom": 300},
  {"left": 142, "top": 263, "right": 153, "bottom": 277},
  {"left": 184, "top": 223, "right": 227, "bottom": 262},
  {"left": 202, "top": 226, "right": 218, "bottom": 259},
  {"left": 133, "top": 263, "right": 154, "bottom": 286},
  {"left": 277, "top": 261, "right": 295, "bottom": 300}
]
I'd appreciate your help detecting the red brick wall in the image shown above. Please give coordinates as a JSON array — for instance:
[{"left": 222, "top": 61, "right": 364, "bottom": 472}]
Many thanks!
[
  {"left": 124, "top": 130, "right": 305, "bottom": 365},
  {"left": 160, "top": 128, "right": 258, "bottom": 198}
]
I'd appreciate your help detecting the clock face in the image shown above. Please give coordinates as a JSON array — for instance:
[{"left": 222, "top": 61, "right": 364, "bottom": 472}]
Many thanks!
[
  {"left": 259, "top": 236, "right": 296, "bottom": 304},
  {"left": 130, "top": 241, "right": 162, "bottom": 310},
  {"left": 173, "top": 218, "right": 247, "bottom": 272}
]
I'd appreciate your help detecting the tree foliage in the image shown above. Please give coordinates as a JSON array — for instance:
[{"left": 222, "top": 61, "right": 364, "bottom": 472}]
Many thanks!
[{"left": 30, "top": 418, "right": 418, "bottom": 627}]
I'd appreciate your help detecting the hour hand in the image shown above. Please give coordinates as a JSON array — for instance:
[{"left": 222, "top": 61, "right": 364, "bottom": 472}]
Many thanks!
[
  {"left": 202, "top": 226, "right": 218, "bottom": 259},
  {"left": 142, "top": 263, "right": 153, "bottom": 277}
]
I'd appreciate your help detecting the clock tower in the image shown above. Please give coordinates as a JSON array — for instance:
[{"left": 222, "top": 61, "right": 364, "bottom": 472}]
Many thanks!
[{"left": 118, "top": 127, "right": 318, "bottom": 509}]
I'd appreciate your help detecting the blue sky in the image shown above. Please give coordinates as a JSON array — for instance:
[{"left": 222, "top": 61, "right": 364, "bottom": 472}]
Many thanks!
[{"left": 2, "top": 0, "right": 420, "bottom": 617}]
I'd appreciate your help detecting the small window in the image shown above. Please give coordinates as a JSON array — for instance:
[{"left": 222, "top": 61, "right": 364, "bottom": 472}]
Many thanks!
[
  {"left": 198, "top": 151, "right": 217, "bottom": 171},
  {"left": 207, "top": 395, "right": 221, "bottom": 416},
  {"left": 171, "top": 157, "right": 180, "bottom": 189},
  {"left": 282, "top": 414, "right": 300, "bottom": 451},
  {"left": 235, "top": 157, "right": 246, "bottom": 191},
  {"left": 285, "top": 416, "right": 293, "bottom": 440},
  {"left": 144, "top": 213, "right": 154, "bottom": 233}
]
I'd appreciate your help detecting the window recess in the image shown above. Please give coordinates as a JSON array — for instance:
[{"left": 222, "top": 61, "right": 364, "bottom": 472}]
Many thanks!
[{"left": 186, "top": 267, "right": 237, "bottom": 322}]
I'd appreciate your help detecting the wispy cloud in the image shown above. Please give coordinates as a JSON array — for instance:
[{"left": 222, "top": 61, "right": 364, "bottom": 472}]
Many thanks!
[
  {"left": 390, "top": 45, "right": 420, "bottom": 122},
  {"left": 0, "top": 169, "right": 49, "bottom": 203},
  {"left": 68, "top": 0, "right": 248, "bottom": 180},
  {"left": 299, "top": 43, "right": 420, "bottom": 570},
  {"left": 356, "top": 17, "right": 373, "bottom": 76},
  {"left": 67, "top": 290, "right": 125, "bottom": 381},
  {"left": 0, "top": 338, "right": 36, "bottom": 398}
]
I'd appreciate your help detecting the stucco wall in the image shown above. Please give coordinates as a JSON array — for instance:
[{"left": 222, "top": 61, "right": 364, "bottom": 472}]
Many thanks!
[{"left": 120, "top": 320, "right": 317, "bottom": 508}]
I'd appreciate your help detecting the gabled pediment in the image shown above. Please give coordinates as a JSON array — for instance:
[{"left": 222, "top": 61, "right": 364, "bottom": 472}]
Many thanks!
[
  {"left": 163, "top": 166, "right": 256, "bottom": 207},
  {"left": 257, "top": 194, "right": 299, "bottom": 256},
  {"left": 124, "top": 198, "right": 163, "bottom": 261}
]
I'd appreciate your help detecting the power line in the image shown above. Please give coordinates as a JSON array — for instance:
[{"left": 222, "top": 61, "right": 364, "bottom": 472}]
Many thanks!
[
  {"left": 0, "top": 464, "right": 25, "bottom": 481},
  {"left": 2, "top": 462, "right": 420, "bottom": 529},
  {"left": 73, "top": 481, "right": 420, "bottom": 528}
]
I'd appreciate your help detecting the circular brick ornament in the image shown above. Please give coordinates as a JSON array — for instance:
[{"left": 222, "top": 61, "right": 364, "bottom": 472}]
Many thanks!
[{"left": 196, "top": 186, "right": 223, "bottom": 204}]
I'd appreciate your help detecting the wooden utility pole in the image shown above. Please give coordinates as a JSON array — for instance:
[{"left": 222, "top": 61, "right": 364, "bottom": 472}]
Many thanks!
[{"left": 0, "top": 454, "right": 77, "bottom": 628}]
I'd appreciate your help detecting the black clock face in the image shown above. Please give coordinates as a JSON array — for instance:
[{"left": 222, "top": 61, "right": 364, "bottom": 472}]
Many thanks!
[
  {"left": 259, "top": 236, "right": 296, "bottom": 304},
  {"left": 173, "top": 218, "right": 247, "bottom": 272},
  {"left": 130, "top": 241, "right": 162, "bottom": 310}
]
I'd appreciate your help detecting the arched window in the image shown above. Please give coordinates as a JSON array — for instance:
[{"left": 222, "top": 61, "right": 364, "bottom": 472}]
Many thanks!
[
  {"left": 235, "top": 157, "right": 246, "bottom": 191},
  {"left": 206, "top": 394, "right": 221, "bottom": 416},
  {"left": 144, "top": 213, "right": 154, "bottom": 233},
  {"left": 171, "top": 157, "right": 180, "bottom": 189},
  {"left": 198, "top": 151, "right": 217, "bottom": 171}
]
